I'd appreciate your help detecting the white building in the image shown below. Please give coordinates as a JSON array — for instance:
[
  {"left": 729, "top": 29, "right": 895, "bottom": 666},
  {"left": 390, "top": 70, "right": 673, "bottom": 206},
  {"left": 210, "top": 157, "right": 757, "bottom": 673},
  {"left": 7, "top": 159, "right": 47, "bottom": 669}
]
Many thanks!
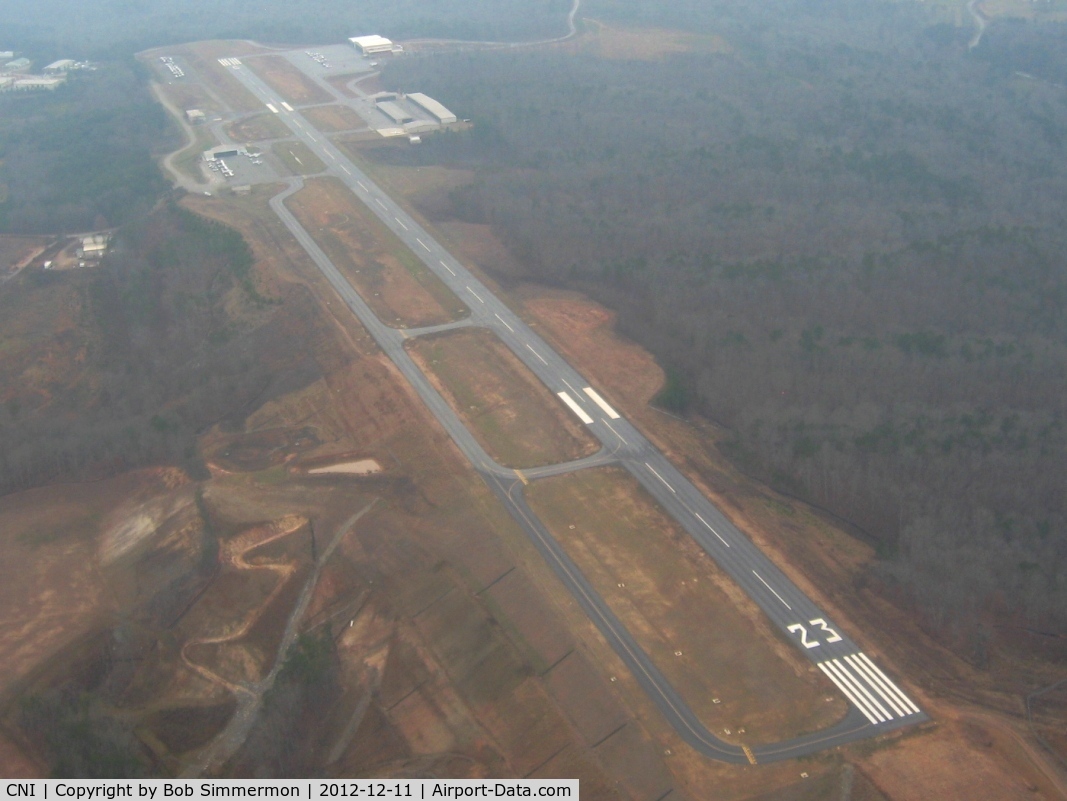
[
  {"left": 79, "top": 234, "right": 111, "bottom": 258},
  {"left": 349, "top": 35, "right": 394, "bottom": 56},
  {"left": 12, "top": 76, "right": 64, "bottom": 91},
  {"left": 44, "top": 59, "right": 76, "bottom": 72},
  {"left": 407, "top": 92, "right": 457, "bottom": 125}
]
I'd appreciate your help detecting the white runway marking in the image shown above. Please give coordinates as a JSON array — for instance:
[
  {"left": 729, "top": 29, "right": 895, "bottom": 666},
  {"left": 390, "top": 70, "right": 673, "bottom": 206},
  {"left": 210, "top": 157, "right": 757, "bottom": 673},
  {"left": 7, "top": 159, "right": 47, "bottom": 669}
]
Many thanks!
[
  {"left": 341, "top": 165, "right": 351, "bottom": 174},
  {"left": 417, "top": 238, "right": 430, "bottom": 251},
  {"left": 854, "top": 653, "right": 921, "bottom": 714},
  {"left": 440, "top": 260, "right": 456, "bottom": 276},
  {"left": 645, "top": 462, "right": 676, "bottom": 493},
  {"left": 695, "top": 513, "right": 730, "bottom": 547},
  {"left": 375, "top": 199, "right": 387, "bottom": 209},
  {"left": 819, "top": 663, "right": 881, "bottom": 724},
  {"left": 466, "top": 286, "right": 484, "bottom": 303},
  {"left": 558, "top": 392, "right": 594, "bottom": 424},
  {"left": 395, "top": 218, "right": 408, "bottom": 230},
  {"left": 562, "top": 379, "right": 581, "bottom": 396},
  {"left": 494, "top": 313, "right": 514, "bottom": 332},
  {"left": 281, "top": 101, "right": 293, "bottom": 111},
  {"left": 751, "top": 570, "right": 791, "bottom": 609},
  {"left": 583, "top": 387, "right": 620, "bottom": 419},
  {"left": 324, "top": 151, "right": 335, "bottom": 160},
  {"left": 357, "top": 181, "right": 368, "bottom": 191},
  {"left": 603, "top": 419, "right": 628, "bottom": 445},
  {"left": 266, "top": 103, "right": 278, "bottom": 113},
  {"left": 307, "top": 133, "right": 317, "bottom": 142},
  {"left": 526, "top": 344, "right": 548, "bottom": 364}
]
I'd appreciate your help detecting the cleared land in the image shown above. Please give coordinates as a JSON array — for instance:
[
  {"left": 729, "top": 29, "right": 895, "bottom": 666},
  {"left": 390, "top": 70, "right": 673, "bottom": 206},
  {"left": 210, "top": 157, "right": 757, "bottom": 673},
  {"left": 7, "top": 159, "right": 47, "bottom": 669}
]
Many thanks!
[
  {"left": 227, "top": 113, "right": 290, "bottom": 142},
  {"left": 245, "top": 56, "right": 333, "bottom": 105},
  {"left": 527, "top": 466, "right": 848, "bottom": 744},
  {"left": 284, "top": 177, "right": 467, "bottom": 328},
  {"left": 271, "top": 141, "right": 326, "bottom": 176},
  {"left": 407, "top": 327, "right": 601, "bottom": 469},
  {"left": 302, "top": 104, "right": 367, "bottom": 133}
]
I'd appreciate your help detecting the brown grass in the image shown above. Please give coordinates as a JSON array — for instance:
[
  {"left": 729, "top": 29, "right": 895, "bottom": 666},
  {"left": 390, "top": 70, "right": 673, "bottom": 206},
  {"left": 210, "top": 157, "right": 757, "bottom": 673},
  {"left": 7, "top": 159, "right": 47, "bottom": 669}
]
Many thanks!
[
  {"left": 302, "top": 104, "right": 367, "bottom": 133},
  {"left": 527, "top": 466, "right": 848, "bottom": 744},
  {"left": 284, "top": 177, "right": 466, "bottom": 327},
  {"left": 227, "top": 113, "right": 290, "bottom": 142},
  {"left": 245, "top": 56, "right": 333, "bottom": 105},
  {"left": 408, "top": 327, "right": 601, "bottom": 468}
]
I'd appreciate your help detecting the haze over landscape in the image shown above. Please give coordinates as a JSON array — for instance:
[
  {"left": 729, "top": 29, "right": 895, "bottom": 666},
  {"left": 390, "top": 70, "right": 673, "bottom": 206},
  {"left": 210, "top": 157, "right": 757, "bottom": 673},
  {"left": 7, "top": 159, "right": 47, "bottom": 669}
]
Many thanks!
[{"left": 0, "top": 0, "right": 1064, "bottom": 796}]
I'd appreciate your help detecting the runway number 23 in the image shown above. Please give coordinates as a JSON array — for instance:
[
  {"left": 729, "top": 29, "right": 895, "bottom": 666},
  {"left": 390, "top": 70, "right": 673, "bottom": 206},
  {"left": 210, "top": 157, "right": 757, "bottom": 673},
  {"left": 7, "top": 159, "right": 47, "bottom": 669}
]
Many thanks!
[{"left": 788, "top": 619, "right": 843, "bottom": 649}]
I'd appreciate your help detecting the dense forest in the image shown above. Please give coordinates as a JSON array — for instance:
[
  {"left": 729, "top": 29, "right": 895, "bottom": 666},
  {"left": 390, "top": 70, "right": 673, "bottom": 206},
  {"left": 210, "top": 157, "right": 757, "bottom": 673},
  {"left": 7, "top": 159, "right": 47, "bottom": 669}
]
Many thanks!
[
  {"left": 0, "top": 0, "right": 571, "bottom": 60},
  {"left": 380, "top": 0, "right": 1067, "bottom": 654},
  {"left": 0, "top": 203, "right": 322, "bottom": 495},
  {"left": 0, "top": 59, "right": 171, "bottom": 234}
]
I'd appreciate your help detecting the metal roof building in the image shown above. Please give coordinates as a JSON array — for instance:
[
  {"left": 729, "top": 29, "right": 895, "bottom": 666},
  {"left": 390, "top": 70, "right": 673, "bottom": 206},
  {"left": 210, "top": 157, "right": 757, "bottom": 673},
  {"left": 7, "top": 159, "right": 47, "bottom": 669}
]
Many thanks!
[
  {"left": 3, "top": 57, "right": 31, "bottom": 73},
  {"left": 45, "top": 59, "right": 76, "bottom": 72},
  {"left": 12, "top": 76, "right": 64, "bottom": 91},
  {"left": 407, "top": 92, "right": 457, "bottom": 125},
  {"left": 349, "top": 35, "right": 394, "bottom": 55},
  {"left": 377, "top": 100, "right": 413, "bottom": 124}
]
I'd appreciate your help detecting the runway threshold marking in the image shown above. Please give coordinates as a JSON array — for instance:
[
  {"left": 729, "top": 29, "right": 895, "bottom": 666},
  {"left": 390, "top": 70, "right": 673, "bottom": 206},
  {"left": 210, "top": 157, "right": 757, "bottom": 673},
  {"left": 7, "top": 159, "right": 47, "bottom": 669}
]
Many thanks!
[
  {"left": 822, "top": 660, "right": 888, "bottom": 723},
  {"left": 440, "top": 260, "right": 456, "bottom": 276},
  {"left": 853, "top": 654, "right": 921, "bottom": 715},
  {"left": 645, "top": 462, "right": 676, "bottom": 493},
  {"left": 281, "top": 101, "right": 293, "bottom": 111},
  {"left": 266, "top": 103, "right": 278, "bottom": 113},
  {"left": 694, "top": 513, "right": 730, "bottom": 547},
  {"left": 751, "top": 570, "right": 791, "bottom": 609},
  {"left": 583, "top": 387, "right": 620, "bottom": 419},
  {"left": 526, "top": 344, "right": 548, "bottom": 365},
  {"left": 558, "top": 392, "right": 594, "bottom": 424},
  {"left": 466, "top": 286, "right": 484, "bottom": 303},
  {"left": 417, "top": 238, "right": 430, "bottom": 251},
  {"left": 494, "top": 313, "right": 514, "bottom": 332}
]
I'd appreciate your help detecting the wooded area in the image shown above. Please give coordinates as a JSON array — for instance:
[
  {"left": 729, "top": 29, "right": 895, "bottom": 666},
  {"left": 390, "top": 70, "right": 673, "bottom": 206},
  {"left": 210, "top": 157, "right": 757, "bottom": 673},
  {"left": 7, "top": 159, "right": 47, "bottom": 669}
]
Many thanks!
[
  {"left": 379, "top": 0, "right": 1067, "bottom": 656},
  {"left": 0, "top": 59, "right": 171, "bottom": 234},
  {"left": 0, "top": 203, "right": 322, "bottom": 497}
]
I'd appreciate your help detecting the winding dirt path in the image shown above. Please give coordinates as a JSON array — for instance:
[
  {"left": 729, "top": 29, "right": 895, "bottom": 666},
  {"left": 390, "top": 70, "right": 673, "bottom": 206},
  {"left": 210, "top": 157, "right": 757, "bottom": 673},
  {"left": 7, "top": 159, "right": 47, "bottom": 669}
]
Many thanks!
[{"left": 179, "top": 499, "right": 379, "bottom": 777}]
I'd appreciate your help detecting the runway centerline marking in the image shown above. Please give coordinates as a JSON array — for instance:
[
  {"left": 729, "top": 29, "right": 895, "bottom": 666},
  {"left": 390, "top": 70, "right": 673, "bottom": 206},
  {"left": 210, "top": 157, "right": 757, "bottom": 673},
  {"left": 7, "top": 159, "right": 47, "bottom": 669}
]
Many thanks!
[
  {"left": 494, "top": 313, "right": 514, "bottom": 332},
  {"left": 417, "top": 238, "right": 430, "bottom": 251},
  {"left": 558, "top": 392, "right": 594, "bottom": 424},
  {"left": 695, "top": 513, "right": 730, "bottom": 547},
  {"left": 752, "top": 570, "right": 791, "bottom": 609},
  {"left": 395, "top": 217, "right": 408, "bottom": 230},
  {"left": 526, "top": 344, "right": 548, "bottom": 365},
  {"left": 375, "top": 199, "right": 387, "bottom": 210},
  {"left": 645, "top": 462, "right": 676, "bottom": 493},
  {"left": 440, "top": 260, "right": 456, "bottom": 276},
  {"left": 603, "top": 419, "right": 628, "bottom": 444},
  {"left": 466, "top": 286, "right": 484, "bottom": 303},
  {"left": 341, "top": 165, "right": 351, "bottom": 174},
  {"left": 357, "top": 181, "right": 368, "bottom": 191}
]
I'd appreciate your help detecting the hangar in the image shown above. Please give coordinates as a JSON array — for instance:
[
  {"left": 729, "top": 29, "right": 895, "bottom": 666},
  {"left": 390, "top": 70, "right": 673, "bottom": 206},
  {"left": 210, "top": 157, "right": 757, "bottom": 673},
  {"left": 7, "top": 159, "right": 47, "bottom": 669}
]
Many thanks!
[
  {"left": 349, "top": 35, "right": 395, "bottom": 56},
  {"left": 377, "top": 100, "right": 413, "bottom": 124},
  {"left": 407, "top": 92, "right": 457, "bottom": 125}
]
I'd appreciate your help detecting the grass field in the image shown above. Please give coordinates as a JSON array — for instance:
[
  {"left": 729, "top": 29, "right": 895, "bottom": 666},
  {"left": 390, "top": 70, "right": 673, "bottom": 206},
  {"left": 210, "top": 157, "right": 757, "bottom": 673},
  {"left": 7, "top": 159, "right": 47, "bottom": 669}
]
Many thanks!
[
  {"left": 227, "top": 113, "right": 290, "bottom": 142},
  {"left": 271, "top": 141, "right": 326, "bottom": 175},
  {"left": 245, "top": 56, "right": 334, "bottom": 105},
  {"left": 408, "top": 327, "right": 601, "bottom": 468},
  {"left": 302, "top": 104, "right": 367, "bottom": 133},
  {"left": 527, "top": 466, "right": 848, "bottom": 744},
  {"left": 284, "top": 177, "right": 467, "bottom": 327}
]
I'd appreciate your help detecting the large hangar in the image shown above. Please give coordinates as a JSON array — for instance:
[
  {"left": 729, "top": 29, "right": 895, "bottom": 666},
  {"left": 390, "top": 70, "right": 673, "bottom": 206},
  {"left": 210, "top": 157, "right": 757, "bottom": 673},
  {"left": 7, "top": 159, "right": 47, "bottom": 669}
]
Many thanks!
[
  {"left": 407, "top": 92, "right": 457, "bottom": 125},
  {"left": 349, "top": 35, "right": 395, "bottom": 56}
]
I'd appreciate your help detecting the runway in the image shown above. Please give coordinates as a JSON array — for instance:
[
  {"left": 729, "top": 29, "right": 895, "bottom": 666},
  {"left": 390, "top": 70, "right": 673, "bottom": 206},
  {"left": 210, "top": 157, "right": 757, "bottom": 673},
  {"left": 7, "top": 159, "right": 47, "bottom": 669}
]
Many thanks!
[{"left": 219, "top": 55, "right": 928, "bottom": 762}]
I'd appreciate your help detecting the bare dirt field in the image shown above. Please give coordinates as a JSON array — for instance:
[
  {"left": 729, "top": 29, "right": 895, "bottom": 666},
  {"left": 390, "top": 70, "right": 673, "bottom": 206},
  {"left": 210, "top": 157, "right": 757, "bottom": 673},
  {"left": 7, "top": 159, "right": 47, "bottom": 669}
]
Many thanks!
[
  {"left": 245, "top": 56, "right": 333, "bottom": 105},
  {"left": 0, "top": 235, "right": 50, "bottom": 275},
  {"left": 302, "top": 104, "right": 367, "bottom": 133},
  {"left": 527, "top": 466, "right": 848, "bottom": 744},
  {"left": 407, "top": 327, "right": 601, "bottom": 468},
  {"left": 227, "top": 113, "right": 290, "bottom": 142},
  {"left": 284, "top": 177, "right": 467, "bottom": 328}
]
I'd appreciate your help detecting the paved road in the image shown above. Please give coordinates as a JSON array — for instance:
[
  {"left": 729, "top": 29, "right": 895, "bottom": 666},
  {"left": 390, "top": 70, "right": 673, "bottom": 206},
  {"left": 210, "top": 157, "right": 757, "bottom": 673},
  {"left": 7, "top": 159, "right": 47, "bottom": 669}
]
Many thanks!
[{"left": 220, "top": 57, "right": 928, "bottom": 762}]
